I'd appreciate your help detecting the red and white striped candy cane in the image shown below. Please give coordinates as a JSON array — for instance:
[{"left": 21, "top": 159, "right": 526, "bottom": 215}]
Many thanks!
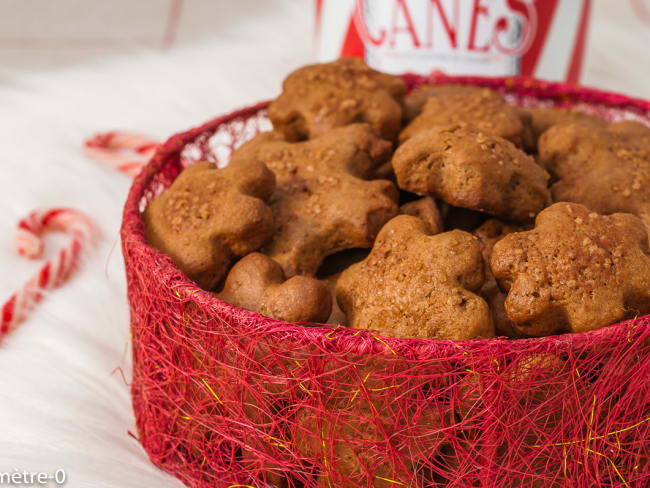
[
  {"left": 84, "top": 131, "right": 160, "bottom": 176},
  {"left": 1, "top": 208, "right": 96, "bottom": 342}
]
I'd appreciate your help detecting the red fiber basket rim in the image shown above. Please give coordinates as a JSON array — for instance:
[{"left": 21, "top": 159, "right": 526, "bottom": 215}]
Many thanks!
[{"left": 120, "top": 74, "right": 650, "bottom": 357}]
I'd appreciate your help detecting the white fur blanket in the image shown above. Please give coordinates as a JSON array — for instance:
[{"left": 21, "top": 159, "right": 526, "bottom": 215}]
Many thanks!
[{"left": 0, "top": 1, "right": 647, "bottom": 486}]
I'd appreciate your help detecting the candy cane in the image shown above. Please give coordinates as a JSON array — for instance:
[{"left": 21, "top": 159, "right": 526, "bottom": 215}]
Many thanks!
[
  {"left": 84, "top": 131, "right": 160, "bottom": 176},
  {"left": 1, "top": 208, "right": 96, "bottom": 342}
]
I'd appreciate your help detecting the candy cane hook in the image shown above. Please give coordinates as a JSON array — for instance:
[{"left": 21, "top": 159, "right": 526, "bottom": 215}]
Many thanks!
[
  {"left": 84, "top": 131, "right": 160, "bottom": 176},
  {"left": 1, "top": 208, "right": 96, "bottom": 343}
]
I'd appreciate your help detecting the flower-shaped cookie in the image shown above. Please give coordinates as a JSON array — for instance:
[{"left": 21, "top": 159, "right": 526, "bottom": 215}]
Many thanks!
[
  {"left": 400, "top": 196, "right": 444, "bottom": 234},
  {"left": 402, "top": 83, "right": 487, "bottom": 121},
  {"left": 473, "top": 219, "right": 522, "bottom": 337},
  {"left": 268, "top": 57, "right": 406, "bottom": 141},
  {"left": 392, "top": 125, "right": 550, "bottom": 222},
  {"left": 609, "top": 119, "right": 650, "bottom": 136},
  {"left": 399, "top": 88, "right": 524, "bottom": 146},
  {"left": 491, "top": 203, "right": 650, "bottom": 336},
  {"left": 143, "top": 160, "right": 275, "bottom": 290},
  {"left": 218, "top": 253, "right": 331, "bottom": 323},
  {"left": 296, "top": 401, "right": 444, "bottom": 488},
  {"left": 539, "top": 122, "right": 650, "bottom": 238},
  {"left": 336, "top": 215, "right": 493, "bottom": 340},
  {"left": 231, "top": 123, "right": 399, "bottom": 277},
  {"left": 525, "top": 107, "right": 606, "bottom": 144}
]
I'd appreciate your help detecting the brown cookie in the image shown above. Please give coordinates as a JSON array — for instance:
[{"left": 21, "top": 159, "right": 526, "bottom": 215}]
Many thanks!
[
  {"left": 473, "top": 219, "right": 521, "bottom": 337},
  {"left": 267, "top": 57, "right": 406, "bottom": 141},
  {"left": 217, "top": 253, "right": 331, "bottom": 323},
  {"left": 316, "top": 247, "right": 370, "bottom": 279},
  {"left": 399, "top": 88, "right": 524, "bottom": 146},
  {"left": 400, "top": 196, "right": 444, "bottom": 234},
  {"left": 317, "top": 249, "right": 370, "bottom": 325},
  {"left": 372, "top": 160, "right": 396, "bottom": 181},
  {"left": 240, "top": 449, "right": 289, "bottom": 488},
  {"left": 439, "top": 203, "right": 487, "bottom": 232},
  {"left": 143, "top": 161, "right": 275, "bottom": 290},
  {"left": 392, "top": 125, "right": 551, "bottom": 222},
  {"left": 528, "top": 107, "right": 607, "bottom": 141},
  {"left": 295, "top": 363, "right": 446, "bottom": 488},
  {"left": 491, "top": 203, "right": 650, "bottom": 336},
  {"left": 608, "top": 119, "right": 650, "bottom": 136},
  {"left": 402, "top": 83, "right": 487, "bottom": 121},
  {"left": 336, "top": 215, "right": 494, "bottom": 339},
  {"left": 515, "top": 107, "right": 537, "bottom": 154},
  {"left": 538, "top": 122, "right": 650, "bottom": 238},
  {"left": 297, "top": 402, "right": 443, "bottom": 488},
  {"left": 231, "top": 124, "right": 399, "bottom": 277},
  {"left": 323, "top": 273, "right": 347, "bottom": 325}
]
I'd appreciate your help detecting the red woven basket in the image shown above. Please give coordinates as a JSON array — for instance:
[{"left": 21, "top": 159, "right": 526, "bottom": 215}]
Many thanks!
[{"left": 121, "top": 75, "right": 650, "bottom": 488}]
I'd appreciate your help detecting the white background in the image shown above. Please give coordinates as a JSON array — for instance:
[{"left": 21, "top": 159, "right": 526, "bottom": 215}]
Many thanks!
[{"left": 0, "top": 1, "right": 648, "bottom": 487}]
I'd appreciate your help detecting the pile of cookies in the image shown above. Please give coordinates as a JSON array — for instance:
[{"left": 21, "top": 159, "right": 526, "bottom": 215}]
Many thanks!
[{"left": 144, "top": 58, "right": 650, "bottom": 340}]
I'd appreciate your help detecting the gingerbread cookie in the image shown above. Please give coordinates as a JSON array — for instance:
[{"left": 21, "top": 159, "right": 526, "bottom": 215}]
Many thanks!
[
  {"left": 491, "top": 203, "right": 650, "bottom": 336},
  {"left": 317, "top": 249, "right": 371, "bottom": 325},
  {"left": 515, "top": 107, "right": 537, "bottom": 153},
  {"left": 473, "top": 219, "right": 521, "bottom": 337},
  {"left": 527, "top": 107, "right": 607, "bottom": 142},
  {"left": 267, "top": 57, "right": 406, "bottom": 141},
  {"left": 399, "top": 88, "right": 524, "bottom": 146},
  {"left": 608, "top": 119, "right": 650, "bottom": 137},
  {"left": 323, "top": 273, "right": 347, "bottom": 325},
  {"left": 402, "top": 83, "right": 487, "bottom": 121},
  {"left": 392, "top": 125, "right": 550, "bottom": 222},
  {"left": 240, "top": 448, "right": 289, "bottom": 488},
  {"left": 336, "top": 215, "right": 493, "bottom": 339},
  {"left": 296, "top": 370, "right": 446, "bottom": 488},
  {"left": 297, "top": 404, "right": 443, "bottom": 487},
  {"left": 218, "top": 253, "right": 331, "bottom": 323},
  {"left": 400, "top": 196, "right": 444, "bottom": 234},
  {"left": 440, "top": 203, "right": 487, "bottom": 232},
  {"left": 231, "top": 124, "right": 399, "bottom": 277},
  {"left": 538, "top": 122, "right": 650, "bottom": 238},
  {"left": 143, "top": 161, "right": 275, "bottom": 290}
]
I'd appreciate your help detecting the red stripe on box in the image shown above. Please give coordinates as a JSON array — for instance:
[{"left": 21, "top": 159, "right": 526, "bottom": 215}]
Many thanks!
[
  {"left": 340, "top": 15, "right": 365, "bottom": 58},
  {"left": 566, "top": 0, "right": 592, "bottom": 84},
  {"left": 521, "top": 0, "right": 560, "bottom": 76}
]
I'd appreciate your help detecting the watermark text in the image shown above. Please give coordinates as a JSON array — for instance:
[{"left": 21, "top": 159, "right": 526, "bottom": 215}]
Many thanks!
[{"left": 0, "top": 469, "right": 66, "bottom": 486}]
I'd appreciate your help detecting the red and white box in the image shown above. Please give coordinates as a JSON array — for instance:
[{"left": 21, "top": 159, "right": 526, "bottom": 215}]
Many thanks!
[{"left": 315, "top": 0, "right": 592, "bottom": 82}]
